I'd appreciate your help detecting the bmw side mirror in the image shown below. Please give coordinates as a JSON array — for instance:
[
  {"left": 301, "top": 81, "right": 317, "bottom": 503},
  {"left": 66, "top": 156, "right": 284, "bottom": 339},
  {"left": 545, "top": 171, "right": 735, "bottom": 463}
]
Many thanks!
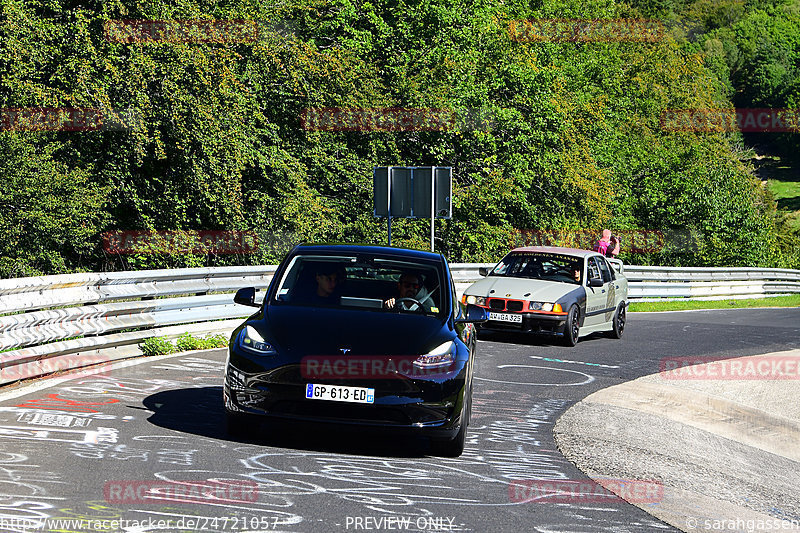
[
  {"left": 588, "top": 278, "right": 604, "bottom": 288},
  {"left": 234, "top": 287, "right": 259, "bottom": 307},
  {"left": 456, "top": 304, "right": 489, "bottom": 323},
  {"left": 478, "top": 267, "right": 489, "bottom": 277}
]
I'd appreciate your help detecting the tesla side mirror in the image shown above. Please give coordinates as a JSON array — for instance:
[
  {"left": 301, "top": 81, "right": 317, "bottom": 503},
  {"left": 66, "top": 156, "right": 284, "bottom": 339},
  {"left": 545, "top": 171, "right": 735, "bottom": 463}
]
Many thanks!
[
  {"left": 588, "top": 278, "right": 604, "bottom": 288},
  {"left": 234, "top": 287, "right": 259, "bottom": 307},
  {"left": 478, "top": 267, "right": 489, "bottom": 277},
  {"left": 456, "top": 304, "right": 489, "bottom": 324}
]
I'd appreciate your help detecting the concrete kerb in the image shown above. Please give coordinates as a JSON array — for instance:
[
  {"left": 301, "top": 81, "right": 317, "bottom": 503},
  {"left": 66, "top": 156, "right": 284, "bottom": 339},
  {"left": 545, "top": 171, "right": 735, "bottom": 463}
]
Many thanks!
[{"left": 554, "top": 349, "right": 800, "bottom": 532}]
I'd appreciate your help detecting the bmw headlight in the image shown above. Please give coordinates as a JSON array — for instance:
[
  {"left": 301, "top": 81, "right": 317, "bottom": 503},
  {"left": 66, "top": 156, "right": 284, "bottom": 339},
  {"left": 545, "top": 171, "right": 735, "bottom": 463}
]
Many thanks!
[
  {"left": 462, "top": 294, "right": 487, "bottom": 306},
  {"left": 528, "top": 302, "right": 563, "bottom": 313},
  {"left": 414, "top": 340, "right": 456, "bottom": 369},
  {"left": 239, "top": 325, "right": 276, "bottom": 355}
]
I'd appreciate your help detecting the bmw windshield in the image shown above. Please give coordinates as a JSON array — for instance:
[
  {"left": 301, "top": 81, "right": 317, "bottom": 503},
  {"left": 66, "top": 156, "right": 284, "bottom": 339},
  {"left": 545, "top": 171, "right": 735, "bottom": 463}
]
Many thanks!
[{"left": 489, "top": 252, "right": 583, "bottom": 285}]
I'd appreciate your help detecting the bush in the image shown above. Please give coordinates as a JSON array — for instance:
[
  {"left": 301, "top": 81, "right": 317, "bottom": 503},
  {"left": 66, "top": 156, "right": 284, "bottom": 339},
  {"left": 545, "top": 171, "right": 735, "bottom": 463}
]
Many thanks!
[
  {"left": 139, "top": 336, "right": 176, "bottom": 357},
  {"left": 173, "top": 332, "right": 228, "bottom": 352},
  {"left": 175, "top": 333, "right": 198, "bottom": 352},
  {"left": 198, "top": 334, "right": 228, "bottom": 350}
]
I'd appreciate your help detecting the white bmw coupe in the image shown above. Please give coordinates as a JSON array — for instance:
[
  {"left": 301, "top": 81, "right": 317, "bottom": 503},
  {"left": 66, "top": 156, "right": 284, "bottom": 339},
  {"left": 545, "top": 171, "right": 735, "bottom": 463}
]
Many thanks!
[{"left": 462, "top": 246, "right": 628, "bottom": 346}]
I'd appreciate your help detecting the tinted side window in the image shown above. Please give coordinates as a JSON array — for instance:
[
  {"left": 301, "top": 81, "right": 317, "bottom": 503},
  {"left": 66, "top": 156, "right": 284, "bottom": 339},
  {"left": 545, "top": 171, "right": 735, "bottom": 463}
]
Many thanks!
[
  {"left": 596, "top": 258, "right": 612, "bottom": 283},
  {"left": 602, "top": 258, "right": 617, "bottom": 281},
  {"left": 587, "top": 258, "right": 602, "bottom": 281}
]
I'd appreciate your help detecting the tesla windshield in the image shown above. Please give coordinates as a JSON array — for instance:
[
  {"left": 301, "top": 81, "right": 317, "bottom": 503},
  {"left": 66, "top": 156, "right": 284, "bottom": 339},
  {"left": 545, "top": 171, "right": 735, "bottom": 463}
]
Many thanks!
[{"left": 273, "top": 255, "right": 445, "bottom": 314}]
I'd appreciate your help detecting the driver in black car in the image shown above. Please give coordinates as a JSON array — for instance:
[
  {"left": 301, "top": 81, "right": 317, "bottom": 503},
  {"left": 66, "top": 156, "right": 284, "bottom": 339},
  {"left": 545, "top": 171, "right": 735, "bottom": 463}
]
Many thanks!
[{"left": 384, "top": 272, "right": 431, "bottom": 311}]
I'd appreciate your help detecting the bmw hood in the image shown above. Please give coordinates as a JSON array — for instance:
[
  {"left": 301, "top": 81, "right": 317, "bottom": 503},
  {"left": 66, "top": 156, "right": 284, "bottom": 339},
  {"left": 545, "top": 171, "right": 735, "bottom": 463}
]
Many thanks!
[
  {"left": 259, "top": 306, "right": 449, "bottom": 357},
  {"left": 466, "top": 276, "right": 577, "bottom": 303}
]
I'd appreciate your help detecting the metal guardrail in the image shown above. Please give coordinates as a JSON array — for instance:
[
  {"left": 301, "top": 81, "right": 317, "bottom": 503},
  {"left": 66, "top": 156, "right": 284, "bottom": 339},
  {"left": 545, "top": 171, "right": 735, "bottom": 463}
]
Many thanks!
[
  {"left": 0, "top": 266, "right": 276, "bottom": 386},
  {"left": 623, "top": 265, "right": 800, "bottom": 301},
  {"left": 1, "top": 262, "right": 799, "bottom": 386}
]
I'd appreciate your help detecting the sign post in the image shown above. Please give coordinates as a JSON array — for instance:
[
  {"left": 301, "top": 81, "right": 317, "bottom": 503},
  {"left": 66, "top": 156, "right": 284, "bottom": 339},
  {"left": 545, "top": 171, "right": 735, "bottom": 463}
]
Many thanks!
[
  {"left": 430, "top": 166, "right": 436, "bottom": 251},
  {"left": 387, "top": 166, "right": 392, "bottom": 247},
  {"left": 373, "top": 166, "right": 452, "bottom": 251}
]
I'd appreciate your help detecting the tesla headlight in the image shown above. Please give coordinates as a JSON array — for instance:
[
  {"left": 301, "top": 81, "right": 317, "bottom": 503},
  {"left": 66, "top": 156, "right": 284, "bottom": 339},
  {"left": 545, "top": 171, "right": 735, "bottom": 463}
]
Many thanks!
[
  {"left": 462, "top": 294, "right": 487, "bottom": 306},
  {"left": 239, "top": 325, "right": 276, "bottom": 355},
  {"left": 414, "top": 340, "right": 457, "bottom": 369}
]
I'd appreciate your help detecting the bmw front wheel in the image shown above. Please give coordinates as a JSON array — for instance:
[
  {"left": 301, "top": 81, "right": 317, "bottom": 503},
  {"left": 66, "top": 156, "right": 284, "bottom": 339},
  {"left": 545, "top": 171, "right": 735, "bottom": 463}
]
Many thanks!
[{"left": 562, "top": 305, "right": 580, "bottom": 347}]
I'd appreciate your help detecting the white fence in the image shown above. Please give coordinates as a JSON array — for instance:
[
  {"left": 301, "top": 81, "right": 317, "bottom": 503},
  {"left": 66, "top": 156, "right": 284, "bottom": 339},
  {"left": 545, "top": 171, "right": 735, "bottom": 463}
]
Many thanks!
[{"left": 1, "top": 263, "right": 799, "bottom": 385}]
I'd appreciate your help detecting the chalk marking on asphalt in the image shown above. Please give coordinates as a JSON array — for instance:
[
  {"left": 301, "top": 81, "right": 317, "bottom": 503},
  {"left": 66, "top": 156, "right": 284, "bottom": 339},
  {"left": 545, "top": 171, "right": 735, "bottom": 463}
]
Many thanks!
[
  {"left": 475, "top": 365, "right": 594, "bottom": 386},
  {"left": 529, "top": 355, "right": 619, "bottom": 369},
  {"left": 0, "top": 349, "right": 223, "bottom": 403}
]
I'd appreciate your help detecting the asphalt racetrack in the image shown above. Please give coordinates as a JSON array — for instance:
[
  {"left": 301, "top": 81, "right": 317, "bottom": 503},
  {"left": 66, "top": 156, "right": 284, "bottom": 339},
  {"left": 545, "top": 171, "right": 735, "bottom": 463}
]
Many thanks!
[{"left": 0, "top": 308, "right": 797, "bottom": 533}]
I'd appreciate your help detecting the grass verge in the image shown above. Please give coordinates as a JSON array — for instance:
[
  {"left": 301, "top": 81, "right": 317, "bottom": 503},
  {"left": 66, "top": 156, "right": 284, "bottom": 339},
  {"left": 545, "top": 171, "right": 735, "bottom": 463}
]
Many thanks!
[{"left": 629, "top": 294, "right": 800, "bottom": 312}]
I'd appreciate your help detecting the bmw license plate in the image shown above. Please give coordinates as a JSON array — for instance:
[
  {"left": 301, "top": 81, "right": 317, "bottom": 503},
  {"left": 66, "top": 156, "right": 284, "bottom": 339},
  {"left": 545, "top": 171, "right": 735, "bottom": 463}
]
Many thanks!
[
  {"left": 305, "top": 384, "right": 375, "bottom": 404},
  {"left": 489, "top": 312, "right": 523, "bottom": 323}
]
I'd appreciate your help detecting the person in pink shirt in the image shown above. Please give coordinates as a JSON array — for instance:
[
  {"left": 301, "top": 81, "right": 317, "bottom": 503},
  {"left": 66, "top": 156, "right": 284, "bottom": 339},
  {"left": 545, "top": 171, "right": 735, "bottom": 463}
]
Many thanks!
[{"left": 593, "top": 229, "right": 620, "bottom": 257}]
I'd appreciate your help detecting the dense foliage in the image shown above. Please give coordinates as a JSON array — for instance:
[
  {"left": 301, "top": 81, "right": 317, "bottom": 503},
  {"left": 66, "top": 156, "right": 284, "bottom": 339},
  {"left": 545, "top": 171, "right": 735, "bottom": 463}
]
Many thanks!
[{"left": 1, "top": 0, "right": 797, "bottom": 277}]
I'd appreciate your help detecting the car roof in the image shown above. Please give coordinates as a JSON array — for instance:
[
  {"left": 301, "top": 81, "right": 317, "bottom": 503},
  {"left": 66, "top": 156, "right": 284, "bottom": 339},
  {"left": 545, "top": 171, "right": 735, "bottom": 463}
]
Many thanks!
[
  {"left": 292, "top": 243, "right": 444, "bottom": 262},
  {"left": 509, "top": 246, "right": 599, "bottom": 258}
]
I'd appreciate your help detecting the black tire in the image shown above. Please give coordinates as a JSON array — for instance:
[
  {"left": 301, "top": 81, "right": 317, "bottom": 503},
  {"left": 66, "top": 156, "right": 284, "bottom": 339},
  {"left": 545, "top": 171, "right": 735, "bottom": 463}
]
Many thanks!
[
  {"left": 431, "top": 382, "right": 471, "bottom": 457},
  {"left": 562, "top": 305, "right": 580, "bottom": 347},
  {"left": 432, "top": 420, "right": 466, "bottom": 458},
  {"left": 609, "top": 303, "right": 626, "bottom": 339}
]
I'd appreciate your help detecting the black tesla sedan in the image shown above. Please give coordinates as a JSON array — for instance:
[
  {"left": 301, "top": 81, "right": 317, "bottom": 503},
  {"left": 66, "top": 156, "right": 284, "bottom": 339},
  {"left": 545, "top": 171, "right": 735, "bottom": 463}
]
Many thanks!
[{"left": 223, "top": 244, "right": 487, "bottom": 456}]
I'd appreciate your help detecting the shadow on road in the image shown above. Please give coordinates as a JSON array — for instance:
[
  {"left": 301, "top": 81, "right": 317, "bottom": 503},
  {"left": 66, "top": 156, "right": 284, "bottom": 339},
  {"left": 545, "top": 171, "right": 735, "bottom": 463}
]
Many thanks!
[
  {"left": 142, "top": 386, "right": 432, "bottom": 457},
  {"left": 477, "top": 329, "right": 610, "bottom": 346}
]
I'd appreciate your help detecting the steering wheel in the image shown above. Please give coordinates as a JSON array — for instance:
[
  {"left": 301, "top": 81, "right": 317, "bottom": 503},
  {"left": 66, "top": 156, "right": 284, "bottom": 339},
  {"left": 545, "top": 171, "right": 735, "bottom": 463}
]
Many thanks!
[{"left": 396, "top": 297, "right": 424, "bottom": 311}]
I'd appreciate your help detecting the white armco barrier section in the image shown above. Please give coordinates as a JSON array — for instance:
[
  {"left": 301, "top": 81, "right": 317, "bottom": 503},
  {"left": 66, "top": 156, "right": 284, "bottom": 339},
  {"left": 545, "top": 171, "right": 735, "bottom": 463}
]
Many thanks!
[
  {"left": 1, "top": 262, "right": 799, "bottom": 386},
  {"left": 623, "top": 265, "right": 800, "bottom": 301},
  {"left": 0, "top": 266, "right": 276, "bottom": 386}
]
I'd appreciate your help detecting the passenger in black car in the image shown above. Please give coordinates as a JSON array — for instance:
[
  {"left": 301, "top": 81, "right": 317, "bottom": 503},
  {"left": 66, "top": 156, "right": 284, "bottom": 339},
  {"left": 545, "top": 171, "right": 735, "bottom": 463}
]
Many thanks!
[{"left": 310, "top": 263, "right": 344, "bottom": 304}]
